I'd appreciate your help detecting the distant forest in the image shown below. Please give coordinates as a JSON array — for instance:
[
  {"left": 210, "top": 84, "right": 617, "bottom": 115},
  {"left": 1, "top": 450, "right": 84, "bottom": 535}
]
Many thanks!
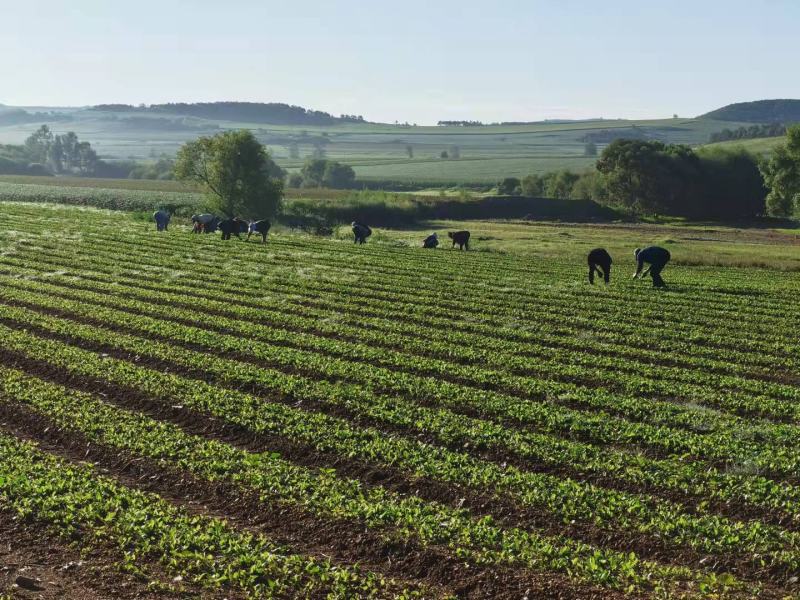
[
  {"left": 709, "top": 123, "right": 787, "bottom": 143},
  {"left": 701, "top": 99, "right": 800, "bottom": 123},
  {"left": 91, "top": 102, "right": 366, "bottom": 126},
  {"left": 0, "top": 108, "right": 71, "bottom": 127}
]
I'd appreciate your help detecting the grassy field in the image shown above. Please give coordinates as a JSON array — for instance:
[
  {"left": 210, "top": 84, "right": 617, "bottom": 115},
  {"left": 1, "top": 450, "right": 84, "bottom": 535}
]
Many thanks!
[
  {"left": 0, "top": 176, "right": 619, "bottom": 224},
  {"left": 0, "top": 107, "right": 757, "bottom": 183},
  {"left": 0, "top": 201, "right": 799, "bottom": 598},
  {"left": 380, "top": 219, "right": 800, "bottom": 269},
  {"left": 702, "top": 135, "right": 786, "bottom": 156}
]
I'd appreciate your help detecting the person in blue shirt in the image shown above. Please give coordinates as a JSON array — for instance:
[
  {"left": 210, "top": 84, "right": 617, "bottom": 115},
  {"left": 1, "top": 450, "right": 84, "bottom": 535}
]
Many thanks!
[
  {"left": 633, "top": 246, "right": 671, "bottom": 288},
  {"left": 423, "top": 233, "right": 439, "bottom": 248}
]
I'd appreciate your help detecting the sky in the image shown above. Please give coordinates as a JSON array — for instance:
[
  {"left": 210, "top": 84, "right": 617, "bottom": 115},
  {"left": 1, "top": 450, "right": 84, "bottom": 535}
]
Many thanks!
[{"left": 1, "top": 0, "right": 799, "bottom": 124}]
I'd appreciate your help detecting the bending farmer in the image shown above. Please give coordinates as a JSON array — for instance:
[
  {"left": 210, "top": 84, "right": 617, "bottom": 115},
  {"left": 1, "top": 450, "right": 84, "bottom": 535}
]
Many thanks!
[
  {"left": 633, "top": 246, "right": 671, "bottom": 288},
  {"left": 587, "top": 248, "right": 612, "bottom": 284}
]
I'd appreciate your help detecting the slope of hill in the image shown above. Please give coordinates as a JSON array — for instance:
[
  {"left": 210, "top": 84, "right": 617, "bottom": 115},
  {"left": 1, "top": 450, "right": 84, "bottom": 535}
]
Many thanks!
[
  {"left": 92, "top": 102, "right": 366, "bottom": 126},
  {"left": 701, "top": 135, "right": 785, "bottom": 156},
  {"left": 0, "top": 99, "right": 764, "bottom": 184},
  {"left": 699, "top": 99, "right": 800, "bottom": 123}
]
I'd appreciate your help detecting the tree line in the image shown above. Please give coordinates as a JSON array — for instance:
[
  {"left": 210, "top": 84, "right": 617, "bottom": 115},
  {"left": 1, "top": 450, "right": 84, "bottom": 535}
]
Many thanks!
[
  {"left": 495, "top": 137, "right": 792, "bottom": 219},
  {"left": 708, "top": 123, "right": 787, "bottom": 143},
  {"left": 437, "top": 120, "right": 484, "bottom": 127},
  {"left": 93, "top": 102, "right": 366, "bottom": 126},
  {"left": 498, "top": 127, "right": 800, "bottom": 219}
]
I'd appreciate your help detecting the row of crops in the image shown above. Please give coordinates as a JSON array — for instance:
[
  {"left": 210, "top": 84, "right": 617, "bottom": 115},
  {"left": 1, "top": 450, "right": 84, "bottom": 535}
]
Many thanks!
[{"left": 0, "top": 201, "right": 798, "bottom": 598}]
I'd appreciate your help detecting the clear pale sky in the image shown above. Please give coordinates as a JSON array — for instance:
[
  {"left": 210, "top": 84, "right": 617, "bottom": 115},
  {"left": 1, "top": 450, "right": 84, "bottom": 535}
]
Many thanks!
[{"left": 1, "top": 0, "right": 798, "bottom": 124}]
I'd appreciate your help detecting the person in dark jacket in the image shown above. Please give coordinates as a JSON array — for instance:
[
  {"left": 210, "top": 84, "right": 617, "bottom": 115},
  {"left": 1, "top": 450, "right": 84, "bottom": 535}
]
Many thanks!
[
  {"left": 191, "top": 213, "right": 220, "bottom": 233},
  {"left": 448, "top": 230, "right": 470, "bottom": 250},
  {"left": 218, "top": 218, "right": 248, "bottom": 240},
  {"left": 423, "top": 233, "right": 439, "bottom": 248},
  {"left": 352, "top": 221, "right": 372, "bottom": 244},
  {"left": 247, "top": 220, "right": 271, "bottom": 243},
  {"left": 587, "top": 248, "right": 612, "bottom": 284},
  {"left": 153, "top": 210, "right": 171, "bottom": 232},
  {"left": 633, "top": 246, "right": 671, "bottom": 288}
]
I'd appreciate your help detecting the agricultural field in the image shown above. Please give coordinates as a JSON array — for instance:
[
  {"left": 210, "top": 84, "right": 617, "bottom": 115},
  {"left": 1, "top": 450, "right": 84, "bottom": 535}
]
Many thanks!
[
  {"left": 0, "top": 107, "right": 757, "bottom": 183},
  {"left": 701, "top": 136, "right": 786, "bottom": 157},
  {"left": 0, "top": 202, "right": 799, "bottom": 598}
]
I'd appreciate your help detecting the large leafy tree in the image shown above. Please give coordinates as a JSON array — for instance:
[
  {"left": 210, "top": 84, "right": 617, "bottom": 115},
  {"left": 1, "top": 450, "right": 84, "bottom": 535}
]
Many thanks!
[
  {"left": 174, "top": 130, "right": 284, "bottom": 219},
  {"left": 24, "top": 125, "right": 53, "bottom": 163},
  {"left": 760, "top": 125, "right": 800, "bottom": 217},
  {"left": 322, "top": 161, "right": 355, "bottom": 189},
  {"left": 299, "top": 158, "right": 356, "bottom": 189},
  {"left": 596, "top": 139, "right": 702, "bottom": 214}
]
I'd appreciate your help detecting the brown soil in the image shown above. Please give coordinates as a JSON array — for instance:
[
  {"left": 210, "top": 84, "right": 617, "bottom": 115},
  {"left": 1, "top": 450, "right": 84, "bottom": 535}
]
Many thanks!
[
  {"left": 1, "top": 303, "right": 798, "bottom": 531},
  {"left": 0, "top": 509, "right": 228, "bottom": 599},
  {"left": 0, "top": 343, "right": 795, "bottom": 591},
  {"left": 0, "top": 400, "right": 629, "bottom": 600}
]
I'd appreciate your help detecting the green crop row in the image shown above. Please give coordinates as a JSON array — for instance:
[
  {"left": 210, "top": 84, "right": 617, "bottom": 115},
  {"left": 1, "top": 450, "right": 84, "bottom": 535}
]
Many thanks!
[
  {"left": 0, "top": 364, "right": 700, "bottom": 594},
  {"left": 5, "top": 228, "right": 796, "bottom": 382},
  {"left": 4, "top": 222, "right": 796, "bottom": 389},
  {"left": 0, "top": 317, "right": 798, "bottom": 580},
  {"left": 3, "top": 269, "right": 800, "bottom": 486},
  {"left": 0, "top": 428, "right": 412, "bottom": 598}
]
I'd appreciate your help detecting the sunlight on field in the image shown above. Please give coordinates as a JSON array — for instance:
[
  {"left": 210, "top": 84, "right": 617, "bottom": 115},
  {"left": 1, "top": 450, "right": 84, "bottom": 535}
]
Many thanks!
[{"left": 0, "top": 202, "right": 798, "bottom": 598}]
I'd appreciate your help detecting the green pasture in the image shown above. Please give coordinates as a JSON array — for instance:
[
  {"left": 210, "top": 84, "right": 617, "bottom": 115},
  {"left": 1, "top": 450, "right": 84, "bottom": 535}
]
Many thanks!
[
  {"left": 374, "top": 219, "right": 800, "bottom": 271},
  {"left": 0, "top": 108, "right": 759, "bottom": 183}
]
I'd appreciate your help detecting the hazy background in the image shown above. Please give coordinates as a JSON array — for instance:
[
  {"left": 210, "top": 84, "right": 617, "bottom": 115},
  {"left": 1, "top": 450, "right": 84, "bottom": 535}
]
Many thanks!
[{"left": 2, "top": 0, "right": 799, "bottom": 123}]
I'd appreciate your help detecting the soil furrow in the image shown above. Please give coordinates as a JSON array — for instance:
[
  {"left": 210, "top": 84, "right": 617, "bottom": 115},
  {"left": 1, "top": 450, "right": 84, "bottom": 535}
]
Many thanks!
[{"left": 0, "top": 342, "right": 792, "bottom": 585}]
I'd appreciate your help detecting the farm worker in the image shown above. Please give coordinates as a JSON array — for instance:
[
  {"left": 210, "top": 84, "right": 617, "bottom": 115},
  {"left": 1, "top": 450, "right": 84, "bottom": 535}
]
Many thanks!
[
  {"left": 352, "top": 221, "right": 372, "bottom": 244},
  {"left": 191, "top": 213, "right": 220, "bottom": 233},
  {"left": 153, "top": 210, "right": 171, "bottom": 232},
  {"left": 587, "top": 248, "right": 612, "bottom": 284},
  {"left": 448, "top": 230, "right": 470, "bottom": 250},
  {"left": 633, "top": 246, "right": 671, "bottom": 288},
  {"left": 248, "top": 220, "right": 272, "bottom": 244},
  {"left": 423, "top": 233, "right": 439, "bottom": 248},
  {"left": 218, "top": 217, "right": 248, "bottom": 241}
]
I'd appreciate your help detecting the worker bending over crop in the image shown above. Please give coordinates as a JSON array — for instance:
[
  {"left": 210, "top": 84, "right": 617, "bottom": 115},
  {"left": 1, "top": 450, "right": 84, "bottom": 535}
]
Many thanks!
[
  {"left": 633, "top": 246, "right": 671, "bottom": 288},
  {"left": 587, "top": 248, "right": 612, "bottom": 284}
]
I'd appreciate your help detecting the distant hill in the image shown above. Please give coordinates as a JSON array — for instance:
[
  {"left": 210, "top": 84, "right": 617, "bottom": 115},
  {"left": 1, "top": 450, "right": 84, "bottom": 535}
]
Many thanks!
[
  {"left": 700, "top": 99, "right": 800, "bottom": 123},
  {"left": 91, "top": 102, "right": 367, "bottom": 126}
]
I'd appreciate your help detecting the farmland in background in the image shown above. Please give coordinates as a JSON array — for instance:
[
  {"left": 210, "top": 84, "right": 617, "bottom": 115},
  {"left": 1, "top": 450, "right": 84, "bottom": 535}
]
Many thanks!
[
  {"left": 0, "top": 201, "right": 798, "bottom": 597},
  {"left": 701, "top": 135, "right": 786, "bottom": 156},
  {"left": 0, "top": 105, "right": 765, "bottom": 183}
]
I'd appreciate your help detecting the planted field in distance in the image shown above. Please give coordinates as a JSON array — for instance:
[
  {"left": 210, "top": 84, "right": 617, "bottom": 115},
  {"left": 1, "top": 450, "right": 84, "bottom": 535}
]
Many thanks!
[
  {"left": 0, "top": 202, "right": 799, "bottom": 598},
  {"left": 0, "top": 111, "right": 759, "bottom": 184}
]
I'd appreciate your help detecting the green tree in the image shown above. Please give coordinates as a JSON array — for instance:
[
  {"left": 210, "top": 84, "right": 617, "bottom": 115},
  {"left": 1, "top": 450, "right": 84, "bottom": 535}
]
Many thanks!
[
  {"left": 584, "top": 142, "right": 597, "bottom": 157},
  {"left": 59, "top": 132, "right": 79, "bottom": 171},
  {"left": 300, "top": 159, "right": 328, "bottom": 187},
  {"left": 174, "top": 130, "right": 283, "bottom": 219},
  {"left": 322, "top": 161, "right": 356, "bottom": 189},
  {"left": 24, "top": 125, "right": 53, "bottom": 164},
  {"left": 406, "top": 145, "right": 413, "bottom": 158},
  {"left": 545, "top": 170, "right": 580, "bottom": 199},
  {"left": 49, "top": 135, "right": 64, "bottom": 173},
  {"left": 595, "top": 139, "right": 700, "bottom": 214},
  {"left": 287, "top": 173, "right": 304, "bottom": 188},
  {"left": 497, "top": 177, "right": 521, "bottom": 195},
  {"left": 698, "top": 147, "right": 766, "bottom": 218},
  {"left": 760, "top": 124, "right": 800, "bottom": 217},
  {"left": 299, "top": 159, "right": 356, "bottom": 189},
  {"left": 570, "top": 171, "right": 607, "bottom": 201},
  {"left": 520, "top": 174, "right": 544, "bottom": 196}
]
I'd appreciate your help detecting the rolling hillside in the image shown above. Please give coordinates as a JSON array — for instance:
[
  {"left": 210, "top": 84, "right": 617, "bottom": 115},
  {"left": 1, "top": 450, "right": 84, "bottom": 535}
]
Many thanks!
[
  {"left": 0, "top": 100, "right": 787, "bottom": 183},
  {"left": 700, "top": 99, "right": 800, "bottom": 123}
]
